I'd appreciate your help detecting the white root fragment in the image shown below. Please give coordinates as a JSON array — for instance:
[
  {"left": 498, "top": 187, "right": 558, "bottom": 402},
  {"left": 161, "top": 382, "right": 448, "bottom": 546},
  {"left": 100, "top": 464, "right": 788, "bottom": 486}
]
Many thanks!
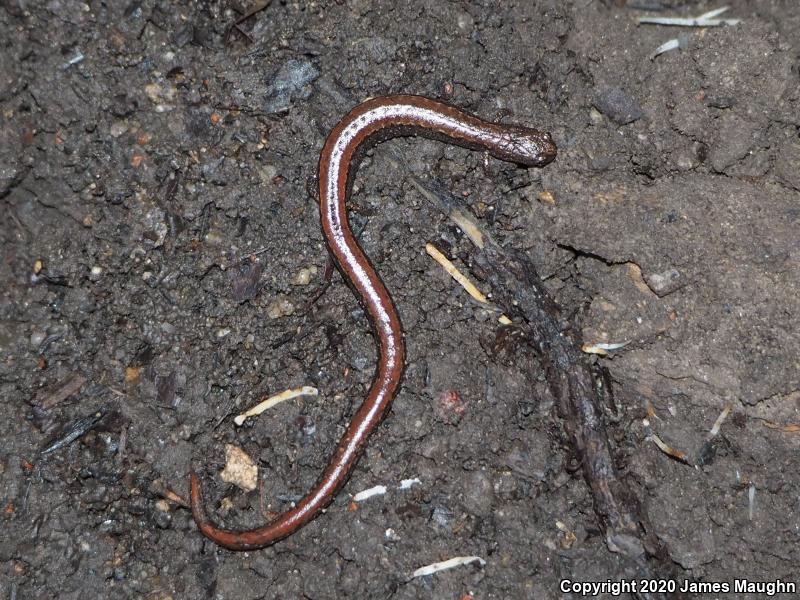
[
  {"left": 353, "top": 485, "right": 388, "bottom": 502},
  {"left": 354, "top": 478, "right": 422, "bottom": 503},
  {"left": 234, "top": 386, "right": 319, "bottom": 426},
  {"left": 581, "top": 340, "right": 630, "bottom": 356},
  {"left": 647, "top": 429, "right": 692, "bottom": 466},
  {"left": 426, "top": 243, "right": 487, "bottom": 302},
  {"left": 708, "top": 403, "right": 732, "bottom": 438},
  {"left": 411, "top": 556, "right": 486, "bottom": 578},
  {"left": 399, "top": 478, "right": 421, "bottom": 490},
  {"left": 650, "top": 37, "right": 691, "bottom": 60},
  {"left": 638, "top": 6, "right": 741, "bottom": 27},
  {"left": 425, "top": 243, "right": 511, "bottom": 324},
  {"left": 652, "top": 38, "right": 680, "bottom": 57}
]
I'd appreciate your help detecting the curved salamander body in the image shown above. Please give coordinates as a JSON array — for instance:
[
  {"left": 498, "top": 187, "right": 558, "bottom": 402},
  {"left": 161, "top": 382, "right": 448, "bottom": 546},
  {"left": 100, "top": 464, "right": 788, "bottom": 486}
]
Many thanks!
[{"left": 190, "top": 95, "right": 557, "bottom": 550}]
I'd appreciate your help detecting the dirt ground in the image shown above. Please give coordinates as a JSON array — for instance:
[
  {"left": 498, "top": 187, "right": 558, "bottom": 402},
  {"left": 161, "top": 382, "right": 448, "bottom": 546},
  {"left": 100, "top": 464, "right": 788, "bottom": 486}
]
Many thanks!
[{"left": 1, "top": 0, "right": 798, "bottom": 598}]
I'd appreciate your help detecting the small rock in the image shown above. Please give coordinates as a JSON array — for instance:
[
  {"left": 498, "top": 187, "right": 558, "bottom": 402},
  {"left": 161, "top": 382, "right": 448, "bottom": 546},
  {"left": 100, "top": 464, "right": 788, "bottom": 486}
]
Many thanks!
[
  {"left": 350, "top": 354, "right": 370, "bottom": 372},
  {"left": 153, "top": 509, "right": 172, "bottom": 529},
  {"left": 431, "top": 505, "right": 455, "bottom": 529},
  {"left": 266, "top": 295, "right": 294, "bottom": 319},
  {"left": 144, "top": 82, "right": 177, "bottom": 111},
  {"left": 219, "top": 444, "right": 258, "bottom": 492},
  {"left": 263, "top": 59, "right": 319, "bottom": 114},
  {"left": 705, "top": 94, "right": 736, "bottom": 109},
  {"left": 593, "top": 87, "right": 643, "bottom": 125},
  {"left": 30, "top": 330, "right": 47, "bottom": 348},
  {"left": 504, "top": 439, "right": 550, "bottom": 481},
  {"left": 457, "top": 12, "right": 474, "bottom": 31},
  {"left": 290, "top": 266, "right": 317, "bottom": 286},
  {"left": 644, "top": 268, "right": 683, "bottom": 297},
  {"left": 127, "top": 497, "right": 147, "bottom": 516},
  {"left": 109, "top": 121, "right": 128, "bottom": 137}
]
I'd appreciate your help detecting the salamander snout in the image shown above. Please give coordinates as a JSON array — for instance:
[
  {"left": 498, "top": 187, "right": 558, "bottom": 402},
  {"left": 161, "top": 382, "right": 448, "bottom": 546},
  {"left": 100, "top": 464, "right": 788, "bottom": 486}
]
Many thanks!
[{"left": 491, "top": 127, "right": 557, "bottom": 167}]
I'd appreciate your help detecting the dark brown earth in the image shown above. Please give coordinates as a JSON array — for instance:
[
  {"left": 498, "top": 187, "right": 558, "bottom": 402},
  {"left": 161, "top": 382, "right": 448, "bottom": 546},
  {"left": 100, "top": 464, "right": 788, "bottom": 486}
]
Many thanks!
[{"left": 1, "top": 1, "right": 798, "bottom": 598}]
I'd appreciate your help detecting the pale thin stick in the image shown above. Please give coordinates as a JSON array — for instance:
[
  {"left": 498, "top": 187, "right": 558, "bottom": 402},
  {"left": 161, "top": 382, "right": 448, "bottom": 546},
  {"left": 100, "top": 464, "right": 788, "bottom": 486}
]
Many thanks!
[
  {"left": 399, "top": 478, "right": 421, "bottom": 490},
  {"left": 708, "top": 403, "right": 732, "bottom": 438},
  {"left": 234, "top": 386, "right": 319, "bottom": 426},
  {"left": 638, "top": 6, "right": 740, "bottom": 27},
  {"left": 353, "top": 478, "right": 422, "bottom": 503},
  {"left": 353, "top": 485, "right": 387, "bottom": 502},
  {"left": 412, "top": 556, "right": 486, "bottom": 578},
  {"left": 648, "top": 432, "right": 692, "bottom": 465},
  {"left": 425, "top": 243, "right": 512, "bottom": 325},
  {"left": 426, "top": 243, "right": 487, "bottom": 302},
  {"left": 581, "top": 341, "right": 630, "bottom": 356}
]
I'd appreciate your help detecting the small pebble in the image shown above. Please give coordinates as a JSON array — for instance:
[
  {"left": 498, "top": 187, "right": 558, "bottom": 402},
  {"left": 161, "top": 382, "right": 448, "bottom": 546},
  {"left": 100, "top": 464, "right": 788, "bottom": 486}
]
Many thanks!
[
  {"left": 291, "top": 266, "right": 317, "bottom": 286},
  {"left": 220, "top": 444, "right": 258, "bottom": 492},
  {"left": 153, "top": 509, "right": 171, "bottom": 529},
  {"left": 266, "top": 296, "right": 295, "bottom": 319},
  {"left": 431, "top": 505, "right": 455, "bottom": 529},
  {"left": 30, "top": 331, "right": 46, "bottom": 348},
  {"left": 644, "top": 268, "right": 683, "bottom": 297},
  {"left": 593, "top": 87, "right": 643, "bottom": 125},
  {"left": 263, "top": 58, "right": 319, "bottom": 114},
  {"left": 144, "top": 82, "right": 177, "bottom": 105},
  {"left": 109, "top": 122, "right": 128, "bottom": 137}
]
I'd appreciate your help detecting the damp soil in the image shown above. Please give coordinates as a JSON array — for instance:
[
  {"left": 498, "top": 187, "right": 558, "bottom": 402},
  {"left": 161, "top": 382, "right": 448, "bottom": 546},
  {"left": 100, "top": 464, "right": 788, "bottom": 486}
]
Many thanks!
[{"left": 1, "top": 1, "right": 799, "bottom": 599}]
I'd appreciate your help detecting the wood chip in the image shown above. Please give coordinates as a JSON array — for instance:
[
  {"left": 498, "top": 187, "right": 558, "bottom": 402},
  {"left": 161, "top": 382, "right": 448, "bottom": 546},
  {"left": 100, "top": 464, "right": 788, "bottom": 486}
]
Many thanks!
[{"left": 38, "top": 374, "right": 87, "bottom": 409}]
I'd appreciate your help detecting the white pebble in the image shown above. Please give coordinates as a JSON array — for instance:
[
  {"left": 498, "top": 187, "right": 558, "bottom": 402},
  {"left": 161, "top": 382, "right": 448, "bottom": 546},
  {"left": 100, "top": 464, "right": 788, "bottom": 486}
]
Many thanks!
[{"left": 30, "top": 331, "right": 46, "bottom": 348}]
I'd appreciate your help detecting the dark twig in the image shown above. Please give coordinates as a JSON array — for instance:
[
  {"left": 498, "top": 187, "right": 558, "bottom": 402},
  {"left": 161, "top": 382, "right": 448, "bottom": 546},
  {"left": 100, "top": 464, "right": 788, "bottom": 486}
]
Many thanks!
[
  {"left": 413, "top": 175, "right": 687, "bottom": 599},
  {"left": 301, "top": 255, "right": 335, "bottom": 312},
  {"left": 39, "top": 405, "right": 108, "bottom": 455},
  {"left": 226, "top": 0, "right": 273, "bottom": 43}
]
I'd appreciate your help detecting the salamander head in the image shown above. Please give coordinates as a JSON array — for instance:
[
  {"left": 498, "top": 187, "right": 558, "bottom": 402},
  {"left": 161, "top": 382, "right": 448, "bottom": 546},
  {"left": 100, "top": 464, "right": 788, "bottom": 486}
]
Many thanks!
[{"left": 490, "top": 127, "right": 557, "bottom": 167}]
